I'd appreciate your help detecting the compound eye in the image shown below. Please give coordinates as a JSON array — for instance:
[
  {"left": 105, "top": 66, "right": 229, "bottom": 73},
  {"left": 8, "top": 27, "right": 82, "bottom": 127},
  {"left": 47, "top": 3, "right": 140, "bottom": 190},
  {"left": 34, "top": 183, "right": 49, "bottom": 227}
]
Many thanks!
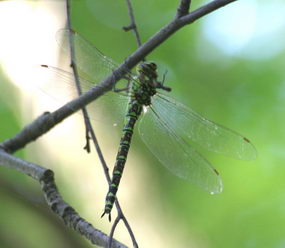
[{"left": 149, "top": 62, "right": 157, "bottom": 70}]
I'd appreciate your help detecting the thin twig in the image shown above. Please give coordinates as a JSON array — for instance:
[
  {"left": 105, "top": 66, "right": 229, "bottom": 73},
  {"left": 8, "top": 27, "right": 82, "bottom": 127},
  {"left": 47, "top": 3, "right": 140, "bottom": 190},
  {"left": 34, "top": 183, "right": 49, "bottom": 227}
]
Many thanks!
[
  {"left": 123, "top": 0, "right": 142, "bottom": 48},
  {"left": 108, "top": 216, "right": 121, "bottom": 248},
  {"left": 0, "top": 149, "right": 126, "bottom": 248},
  {"left": 177, "top": 0, "right": 191, "bottom": 18},
  {"left": 0, "top": 0, "right": 237, "bottom": 154},
  {"left": 120, "top": 214, "right": 139, "bottom": 248},
  {"left": 66, "top": 0, "right": 138, "bottom": 246},
  {"left": 66, "top": 0, "right": 92, "bottom": 153}
]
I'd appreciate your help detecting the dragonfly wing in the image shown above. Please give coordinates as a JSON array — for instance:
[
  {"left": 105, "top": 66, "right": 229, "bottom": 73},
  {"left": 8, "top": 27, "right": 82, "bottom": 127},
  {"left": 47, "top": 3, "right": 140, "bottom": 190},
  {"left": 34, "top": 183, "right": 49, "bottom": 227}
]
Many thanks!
[
  {"left": 38, "top": 65, "right": 128, "bottom": 126},
  {"left": 56, "top": 29, "right": 118, "bottom": 82},
  {"left": 152, "top": 94, "right": 257, "bottom": 160},
  {"left": 138, "top": 104, "right": 223, "bottom": 194},
  {"left": 56, "top": 29, "right": 139, "bottom": 89}
]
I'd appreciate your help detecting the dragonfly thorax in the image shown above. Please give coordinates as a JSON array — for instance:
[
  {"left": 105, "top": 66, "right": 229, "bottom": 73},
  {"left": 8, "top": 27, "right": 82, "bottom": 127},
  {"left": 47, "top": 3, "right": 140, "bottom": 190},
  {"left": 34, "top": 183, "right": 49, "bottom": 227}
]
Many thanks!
[
  {"left": 132, "top": 82, "right": 156, "bottom": 106},
  {"left": 133, "top": 62, "right": 159, "bottom": 106}
]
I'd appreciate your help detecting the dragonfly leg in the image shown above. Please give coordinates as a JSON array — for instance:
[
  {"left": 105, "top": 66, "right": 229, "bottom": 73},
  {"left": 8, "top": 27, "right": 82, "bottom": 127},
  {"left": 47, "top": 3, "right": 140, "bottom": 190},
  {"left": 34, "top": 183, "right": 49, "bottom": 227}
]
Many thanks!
[
  {"left": 154, "top": 69, "right": 171, "bottom": 92},
  {"left": 113, "top": 87, "right": 129, "bottom": 93},
  {"left": 156, "top": 81, "right": 171, "bottom": 92},
  {"left": 111, "top": 72, "right": 131, "bottom": 93}
]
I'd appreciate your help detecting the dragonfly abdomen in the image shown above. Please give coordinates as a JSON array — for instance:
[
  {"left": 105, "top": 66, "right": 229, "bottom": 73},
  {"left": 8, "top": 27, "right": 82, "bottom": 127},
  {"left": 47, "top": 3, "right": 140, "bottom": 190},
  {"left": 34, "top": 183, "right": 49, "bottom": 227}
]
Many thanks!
[{"left": 102, "top": 101, "right": 142, "bottom": 219}]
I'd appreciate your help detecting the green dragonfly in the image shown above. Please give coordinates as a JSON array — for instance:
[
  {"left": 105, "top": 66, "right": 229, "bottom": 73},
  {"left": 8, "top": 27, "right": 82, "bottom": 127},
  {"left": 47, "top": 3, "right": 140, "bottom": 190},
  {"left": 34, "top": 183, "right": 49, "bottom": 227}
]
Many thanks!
[{"left": 42, "top": 29, "right": 257, "bottom": 220}]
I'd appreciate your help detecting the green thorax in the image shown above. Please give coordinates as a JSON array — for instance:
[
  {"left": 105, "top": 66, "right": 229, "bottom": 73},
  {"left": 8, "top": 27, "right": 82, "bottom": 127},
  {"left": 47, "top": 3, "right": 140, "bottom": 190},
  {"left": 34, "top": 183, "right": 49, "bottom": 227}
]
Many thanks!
[{"left": 130, "top": 62, "right": 159, "bottom": 106}]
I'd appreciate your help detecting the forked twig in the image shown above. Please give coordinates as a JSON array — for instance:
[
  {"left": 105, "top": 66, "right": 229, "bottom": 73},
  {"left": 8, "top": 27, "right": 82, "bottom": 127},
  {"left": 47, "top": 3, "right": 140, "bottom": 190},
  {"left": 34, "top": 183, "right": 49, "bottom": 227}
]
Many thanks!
[
  {"left": 123, "top": 0, "right": 142, "bottom": 48},
  {"left": 108, "top": 216, "right": 121, "bottom": 248},
  {"left": 177, "top": 0, "right": 191, "bottom": 17},
  {"left": 88, "top": 122, "right": 139, "bottom": 248}
]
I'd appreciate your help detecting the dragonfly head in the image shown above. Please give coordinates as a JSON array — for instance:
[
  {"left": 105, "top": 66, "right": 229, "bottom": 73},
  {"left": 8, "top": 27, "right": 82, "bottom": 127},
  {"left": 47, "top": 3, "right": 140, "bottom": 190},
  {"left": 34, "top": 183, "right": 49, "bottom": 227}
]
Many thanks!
[
  {"left": 137, "top": 62, "right": 158, "bottom": 79},
  {"left": 137, "top": 62, "right": 172, "bottom": 92}
]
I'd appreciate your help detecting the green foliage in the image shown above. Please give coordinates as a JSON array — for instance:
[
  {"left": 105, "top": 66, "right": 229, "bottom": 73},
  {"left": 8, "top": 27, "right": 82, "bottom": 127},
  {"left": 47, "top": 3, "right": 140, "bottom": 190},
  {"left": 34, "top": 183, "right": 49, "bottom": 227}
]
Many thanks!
[{"left": 1, "top": 0, "right": 285, "bottom": 247}]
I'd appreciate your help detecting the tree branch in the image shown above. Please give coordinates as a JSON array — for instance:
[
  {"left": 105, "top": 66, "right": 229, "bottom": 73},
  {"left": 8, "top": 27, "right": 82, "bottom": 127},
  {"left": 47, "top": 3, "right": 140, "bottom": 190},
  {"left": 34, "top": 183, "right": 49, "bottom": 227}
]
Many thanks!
[
  {"left": 0, "top": 149, "right": 126, "bottom": 248},
  {"left": 0, "top": 176, "right": 84, "bottom": 247},
  {"left": 180, "top": 0, "right": 237, "bottom": 25},
  {"left": 0, "top": 0, "right": 237, "bottom": 154}
]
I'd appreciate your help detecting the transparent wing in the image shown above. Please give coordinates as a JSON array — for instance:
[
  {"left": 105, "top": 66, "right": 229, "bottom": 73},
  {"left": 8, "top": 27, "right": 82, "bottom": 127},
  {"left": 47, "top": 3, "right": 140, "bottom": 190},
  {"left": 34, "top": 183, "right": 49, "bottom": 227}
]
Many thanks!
[
  {"left": 56, "top": 29, "right": 119, "bottom": 83},
  {"left": 38, "top": 65, "right": 128, "bottom": 125},
  {"left": 56, "top": 28, "right": 137, "bottom": 88},
  {"left": 139, "top": 104, "right": 223, "bottom": 194},
  {"left": 151, "top": 93, "right": 257, "bottom": 160}
]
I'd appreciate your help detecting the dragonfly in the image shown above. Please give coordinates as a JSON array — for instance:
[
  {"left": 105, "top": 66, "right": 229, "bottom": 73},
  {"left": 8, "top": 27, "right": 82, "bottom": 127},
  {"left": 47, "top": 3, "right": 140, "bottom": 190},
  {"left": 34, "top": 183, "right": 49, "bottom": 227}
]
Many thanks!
[{"left": 42, "top": 29, "right": 257, "bottom": 221}]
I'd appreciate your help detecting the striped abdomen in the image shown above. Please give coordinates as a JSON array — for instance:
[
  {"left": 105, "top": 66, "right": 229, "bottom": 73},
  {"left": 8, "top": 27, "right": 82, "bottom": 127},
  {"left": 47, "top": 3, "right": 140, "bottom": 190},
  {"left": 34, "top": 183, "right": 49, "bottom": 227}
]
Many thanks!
[{"left": 102, "top": 100, "right": 142, "bottom": 218}]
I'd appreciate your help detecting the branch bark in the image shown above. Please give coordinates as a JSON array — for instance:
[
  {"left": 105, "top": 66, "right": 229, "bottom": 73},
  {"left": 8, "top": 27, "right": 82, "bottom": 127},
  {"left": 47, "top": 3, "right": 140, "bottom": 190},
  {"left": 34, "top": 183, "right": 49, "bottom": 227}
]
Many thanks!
[{"left": 0, "top": 149, "right": 126, "bottom": 248}]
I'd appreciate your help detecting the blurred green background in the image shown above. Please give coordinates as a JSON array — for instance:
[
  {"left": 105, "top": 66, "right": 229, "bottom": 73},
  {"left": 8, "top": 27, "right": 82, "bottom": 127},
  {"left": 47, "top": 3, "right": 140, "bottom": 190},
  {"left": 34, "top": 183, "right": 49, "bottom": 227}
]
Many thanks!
[{"left": 1, "top": 0, "right": 285, "bottom": 247}]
